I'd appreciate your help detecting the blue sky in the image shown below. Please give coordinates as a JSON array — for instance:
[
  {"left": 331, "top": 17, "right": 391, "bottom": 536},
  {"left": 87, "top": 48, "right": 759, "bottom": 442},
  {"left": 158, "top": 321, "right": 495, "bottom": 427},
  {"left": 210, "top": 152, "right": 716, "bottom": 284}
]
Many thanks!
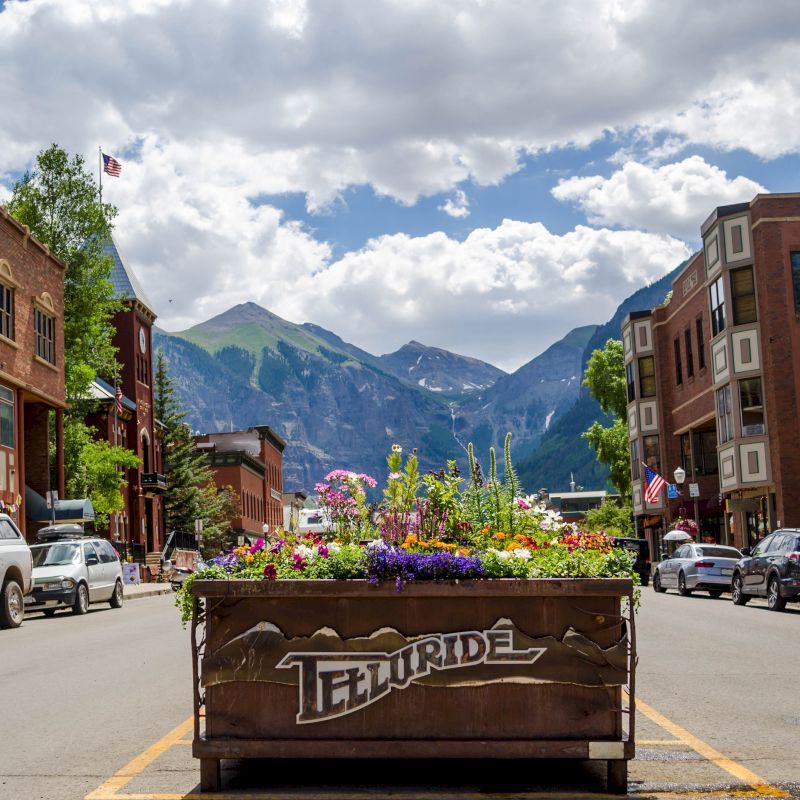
[{"left": 1, "top": 0, "right": 799, "bottom": 370}]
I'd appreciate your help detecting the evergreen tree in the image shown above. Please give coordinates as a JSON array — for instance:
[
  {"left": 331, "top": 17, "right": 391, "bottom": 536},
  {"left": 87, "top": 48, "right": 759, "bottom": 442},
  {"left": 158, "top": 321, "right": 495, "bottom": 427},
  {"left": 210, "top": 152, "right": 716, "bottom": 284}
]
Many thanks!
[{"left": 155, "top": 351, "right": 238, "bottom": 549}]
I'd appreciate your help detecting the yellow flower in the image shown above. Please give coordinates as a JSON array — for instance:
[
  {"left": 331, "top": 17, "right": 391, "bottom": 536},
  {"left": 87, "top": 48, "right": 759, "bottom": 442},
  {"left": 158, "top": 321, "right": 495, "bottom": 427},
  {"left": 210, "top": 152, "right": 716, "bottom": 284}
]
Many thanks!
[
  {"left": 506, "top": 542, "right": 521, "bottom": 551},
  {"left": 494, "top": 532, "right": 506, "bottom": 540},
  {"left": 514, "top": 534, "right": 526, "bottom": 541},
  {"left": 401, "top": 543, "right": 411, "bottom": 550},
  {"left": 405, "top": 534, "right": 418, "bottom": 544},
  {"left": 456, "top": 548, "right": 471, "bottom": 556}
]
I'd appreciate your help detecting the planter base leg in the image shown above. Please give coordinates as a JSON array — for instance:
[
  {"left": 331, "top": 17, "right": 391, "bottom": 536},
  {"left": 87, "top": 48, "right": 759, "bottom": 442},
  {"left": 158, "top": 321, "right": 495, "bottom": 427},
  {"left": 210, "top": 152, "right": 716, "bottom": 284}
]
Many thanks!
[
  {"left": 200, "top": 758, "right": 221, "bottom": 792},
  {"left": 607, "top": 760, "right": 627, "bottom": 794}
]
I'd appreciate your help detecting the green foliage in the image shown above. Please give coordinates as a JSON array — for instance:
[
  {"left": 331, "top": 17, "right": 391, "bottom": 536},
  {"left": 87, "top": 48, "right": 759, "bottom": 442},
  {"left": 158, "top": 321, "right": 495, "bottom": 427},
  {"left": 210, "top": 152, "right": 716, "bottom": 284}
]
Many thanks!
[
  {"left": 8, "top": 144, "right": 120, "bottom": 404},
  {"left": 257, "top": 346, "right": 290, "bottom": 395},
  {"left": 582, "top": 339, "right": 626, "bottom": 419},
  {"left": 155, "top": 350, "right": 238, "bottom": 549},
  {"left": 383, "top": 445, "right": 420, "bottom": 513},
  {"left": 64, "top": 417, "right": 140, "bottom": 527},
  {"left": 583, "top": 499, "right": 635, "bottom": 538},
  {"left": 583, "top": 418, "right": 631, "bottom": 499},
  {"left": 216, "top": 346, "right": 255, "bottom": 382},
  {"left": 463, "top": 442, "right": 487, "bottom": 528},
  {"left": 421, "top": 461, "right": 462, "bottom": 538},
  {"left": 581, "top": 339, "right": 631, "bottom": 499}
]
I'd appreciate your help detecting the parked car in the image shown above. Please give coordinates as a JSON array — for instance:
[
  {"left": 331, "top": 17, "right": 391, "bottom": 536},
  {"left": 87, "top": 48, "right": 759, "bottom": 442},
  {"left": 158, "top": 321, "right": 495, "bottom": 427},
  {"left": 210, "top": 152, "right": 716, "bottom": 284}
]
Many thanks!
[
  {"left": 26, "top": 533, "right": 124, "bottom": 616},
  {"left": 731, "top": 529, "right": 800, "bottom": 611},
  {"left": 653, "top": 542, "right": 743, "bottom": 597},
  {"left": 612, "top": 537, "right": 651, "bottom": 587},
  {"left": 0, "top": 514, "right": 33, "bottom": 629}
]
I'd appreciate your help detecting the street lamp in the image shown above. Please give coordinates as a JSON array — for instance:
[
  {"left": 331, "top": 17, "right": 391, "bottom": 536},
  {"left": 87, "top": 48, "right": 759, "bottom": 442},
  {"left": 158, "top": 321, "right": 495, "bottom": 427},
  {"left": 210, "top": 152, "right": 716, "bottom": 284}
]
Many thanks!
[
  {"left": 262, "top": 522, "right": 270, "bottom": 536},
  {"left": 673, "top": 466, "right": 686, "bottom": 487}
]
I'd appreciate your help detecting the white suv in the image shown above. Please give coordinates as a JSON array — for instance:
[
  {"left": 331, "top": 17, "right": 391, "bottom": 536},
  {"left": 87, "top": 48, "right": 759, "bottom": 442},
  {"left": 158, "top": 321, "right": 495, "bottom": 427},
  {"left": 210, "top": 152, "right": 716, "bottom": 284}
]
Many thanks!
[{"left": 0, "top": 514, "right": 33, "bottom": 629}]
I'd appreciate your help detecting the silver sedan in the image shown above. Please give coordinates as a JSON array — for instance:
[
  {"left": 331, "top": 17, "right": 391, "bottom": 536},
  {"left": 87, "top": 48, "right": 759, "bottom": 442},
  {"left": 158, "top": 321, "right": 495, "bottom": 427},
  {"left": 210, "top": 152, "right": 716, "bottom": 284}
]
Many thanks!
[{"left": 653, "top": 543, "right": 743, "bottom": 598}]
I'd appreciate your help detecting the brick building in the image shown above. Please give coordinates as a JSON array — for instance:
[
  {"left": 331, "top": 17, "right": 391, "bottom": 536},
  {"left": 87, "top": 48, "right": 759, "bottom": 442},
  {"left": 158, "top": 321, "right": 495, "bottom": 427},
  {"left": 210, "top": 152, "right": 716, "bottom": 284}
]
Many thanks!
[
  {"left": 86, "top": 238, "right": 165, "bottom": 559},
  {"left": 194, "top": 426, "right": 285, "bottom": 538},
  {"left": 0, "top": 207, "right": 66, "bottom": 538},
  {"left": 623, "top": 193, "right": 800, "bottom": 557}
]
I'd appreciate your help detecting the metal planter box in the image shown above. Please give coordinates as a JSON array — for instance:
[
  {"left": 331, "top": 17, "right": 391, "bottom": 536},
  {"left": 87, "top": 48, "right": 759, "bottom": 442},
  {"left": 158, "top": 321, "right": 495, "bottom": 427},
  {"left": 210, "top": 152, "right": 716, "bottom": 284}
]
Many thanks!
[{"left": 191, "top": 578, "right": 635, "bottom": 793}]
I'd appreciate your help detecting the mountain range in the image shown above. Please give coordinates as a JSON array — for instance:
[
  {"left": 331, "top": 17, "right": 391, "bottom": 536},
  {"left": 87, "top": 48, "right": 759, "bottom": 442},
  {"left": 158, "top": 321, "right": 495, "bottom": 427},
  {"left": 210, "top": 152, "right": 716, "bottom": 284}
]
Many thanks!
[{"left": 154, "top": 265, "right": 681, "bottom": 494}]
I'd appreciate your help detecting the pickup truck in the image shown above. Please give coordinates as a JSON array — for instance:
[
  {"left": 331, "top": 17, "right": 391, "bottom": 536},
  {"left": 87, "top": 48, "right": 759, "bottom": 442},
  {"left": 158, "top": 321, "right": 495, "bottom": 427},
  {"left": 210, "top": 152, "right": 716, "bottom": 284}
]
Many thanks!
[{"left": 0, "top": 513, "right": 33, "bottom": 628}]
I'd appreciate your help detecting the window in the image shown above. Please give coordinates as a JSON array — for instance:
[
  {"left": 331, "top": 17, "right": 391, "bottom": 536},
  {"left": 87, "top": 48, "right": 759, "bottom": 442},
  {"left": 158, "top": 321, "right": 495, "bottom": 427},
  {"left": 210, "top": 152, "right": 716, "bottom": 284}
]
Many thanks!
[
  {"left": 638, "top": 356, "right": 656, "bottom": 397},
  {"left": 709, "top": 276, "right": 726, "bottom": 337},
  {"left": 673, "top": 339, "right": 682, "bottom": 385},
  {"left": 717, "top": 385, "right": 733, "bottom": 444},
  {"left": 739, "top": 378, "right": 765, "bottom": 436},
  {"left": 0, "top": 519, "right": 20, "bottom": 540},
  {"left": 692, "top": 431, "right": 718, "bottom": 475},
  {"left": 731, "top": 266, "right": 757, "bottom": 325},
  {"left": 791, "top": 252, "right": 800, "bottom": 314},
  {"left": 0, "top": 284, "right": 13, "bottom": 341},
  {"left": 83, "top": 542, "right": 99, "bottom": 563},
  {"left": 680, "top": 433, "right": 693, "bottom": 476},
  {"left": 643, "top": 434, "right": 660, "bottom": 473},
  {"left": 751, "top": 535, "right": 773, "bottom": 557},
  {"left": 696, "top": 318, "right": 706, "bottom": 370},
  {"left": 626, "top": 363, "right": 635, "bottom": 402},
  {"left": 96, "top": 540, "right": 118, "bottom": 563},
  {"left": 685, "top": 329, "right": 694, "bottom": 378},
  {"left": 34, "top": 308, "right": 55, "bottom": 364},
  {"left": 630, "top": 439, "right": 640, "bottom": 481},
  {"left": 0, "top": 385, "right": 13, "bottom": 448}
]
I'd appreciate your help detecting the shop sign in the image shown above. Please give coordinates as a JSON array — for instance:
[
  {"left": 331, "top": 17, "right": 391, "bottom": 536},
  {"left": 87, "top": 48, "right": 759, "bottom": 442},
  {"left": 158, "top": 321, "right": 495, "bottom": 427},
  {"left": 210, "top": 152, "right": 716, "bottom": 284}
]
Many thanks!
[{"left": 201, "top": 619, "right": 629, "bottom": 724}]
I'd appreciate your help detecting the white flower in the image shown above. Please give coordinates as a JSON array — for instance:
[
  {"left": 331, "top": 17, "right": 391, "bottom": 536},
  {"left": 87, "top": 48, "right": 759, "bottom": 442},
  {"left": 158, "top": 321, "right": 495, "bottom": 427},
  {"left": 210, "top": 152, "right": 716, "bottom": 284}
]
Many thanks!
[
  {"left": 327, "top": 542, "right": 341, "bottom": 553},
  {"left": 496, "top": 550, "right": 512, "bottom": 561},
  {"left": 295, "top": 544, "right": 314, "bottom": 560},
  {"left": 513, "top": 548, "right": 531, "bottom": 561},
  {"left": 366, "top": 539, "right": 387, "bottom": 550}
]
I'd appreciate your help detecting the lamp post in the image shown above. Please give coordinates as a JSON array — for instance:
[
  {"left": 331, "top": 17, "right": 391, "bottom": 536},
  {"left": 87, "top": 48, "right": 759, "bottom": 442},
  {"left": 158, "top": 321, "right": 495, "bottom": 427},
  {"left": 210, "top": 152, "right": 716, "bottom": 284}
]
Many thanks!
[{"left": 673, "top": 465, "right": 700, "bottom": 535}]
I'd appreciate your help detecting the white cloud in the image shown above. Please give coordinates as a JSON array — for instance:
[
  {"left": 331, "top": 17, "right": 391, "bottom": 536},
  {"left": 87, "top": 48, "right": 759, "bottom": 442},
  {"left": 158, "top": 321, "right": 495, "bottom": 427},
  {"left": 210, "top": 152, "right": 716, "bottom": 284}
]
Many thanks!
[
  {"left": 438, "top": 189, "right": 470, "bottom": 218},
  {"left": 1, "top": 0, "right": 799, "bottom": 208},
  {"left": 279, "top": 221, "right": 691, "bottom": 372},
  {"left": 552, "top": 157, "right": 766, "bottom": 240}
]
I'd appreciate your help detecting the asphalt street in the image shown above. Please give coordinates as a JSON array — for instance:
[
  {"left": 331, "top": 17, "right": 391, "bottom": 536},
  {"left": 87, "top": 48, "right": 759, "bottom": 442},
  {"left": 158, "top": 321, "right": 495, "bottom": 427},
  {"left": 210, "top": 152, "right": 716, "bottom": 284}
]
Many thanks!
[{"left": 0, "top": 587, "right": 798, "bottom": 799}]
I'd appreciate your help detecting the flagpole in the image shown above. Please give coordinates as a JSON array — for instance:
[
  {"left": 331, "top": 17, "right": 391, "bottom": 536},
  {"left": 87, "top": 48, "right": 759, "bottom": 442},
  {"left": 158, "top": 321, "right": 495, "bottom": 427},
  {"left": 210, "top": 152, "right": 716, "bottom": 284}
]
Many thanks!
[{"left": 98, "top": 146, "right": 103, "bottom": 204}]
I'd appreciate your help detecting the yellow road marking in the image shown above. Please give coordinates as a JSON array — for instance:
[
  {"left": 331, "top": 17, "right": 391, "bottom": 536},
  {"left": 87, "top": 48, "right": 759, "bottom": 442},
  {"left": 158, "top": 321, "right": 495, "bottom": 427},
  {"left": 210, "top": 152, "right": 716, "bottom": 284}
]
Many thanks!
[
  {"left": 636, "top": 739, "right": 683, "bottom": 745},
  {"left": 635, "top": 697, "right": 788, "bottom": 797},
  {"left": 85, "top": 700, "right": 789, "bottom": 800},
  {"left": 85, "top": 716, "right": 194, "bottom": 800}
]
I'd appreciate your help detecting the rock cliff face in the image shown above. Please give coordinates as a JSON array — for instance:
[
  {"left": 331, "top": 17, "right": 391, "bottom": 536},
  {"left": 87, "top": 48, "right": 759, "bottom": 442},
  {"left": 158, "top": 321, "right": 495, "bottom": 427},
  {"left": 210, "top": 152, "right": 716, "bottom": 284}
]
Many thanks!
[{"left": 155, "top": 263, "right": 682, "bottom": 494}]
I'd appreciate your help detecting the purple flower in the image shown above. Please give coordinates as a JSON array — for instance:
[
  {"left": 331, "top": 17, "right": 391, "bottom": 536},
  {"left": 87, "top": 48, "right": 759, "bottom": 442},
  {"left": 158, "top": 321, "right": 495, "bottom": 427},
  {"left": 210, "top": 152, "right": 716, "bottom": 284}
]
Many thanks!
[
  {"left": 249, "top": 538, "right": 265, "bottom": 554},
  {"left": 263, "top": 563, "right": 277, "bottom": 580},
  {"left": 363, "top": 547, "right": 484, "bottom": 591}
]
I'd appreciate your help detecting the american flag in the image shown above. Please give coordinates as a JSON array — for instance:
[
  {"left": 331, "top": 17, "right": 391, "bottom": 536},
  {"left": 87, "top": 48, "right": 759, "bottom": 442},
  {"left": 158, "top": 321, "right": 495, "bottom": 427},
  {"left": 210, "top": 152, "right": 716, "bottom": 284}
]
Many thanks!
[
  {"left": 644, "top": 465, "right": 666, "bottom": 504},
  {"left": 115, "top": 385, "right": 124, "bottom": 415},
  {"left": 103, "top": 153, "right": 122, "bottom": 177}
]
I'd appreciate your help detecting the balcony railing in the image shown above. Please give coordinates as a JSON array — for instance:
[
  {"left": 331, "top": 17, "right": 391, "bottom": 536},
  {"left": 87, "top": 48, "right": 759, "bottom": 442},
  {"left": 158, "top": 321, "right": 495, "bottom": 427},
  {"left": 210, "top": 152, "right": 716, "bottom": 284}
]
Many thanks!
[{"left": 141, "top": 472, "right": 167, "bottom": 493}]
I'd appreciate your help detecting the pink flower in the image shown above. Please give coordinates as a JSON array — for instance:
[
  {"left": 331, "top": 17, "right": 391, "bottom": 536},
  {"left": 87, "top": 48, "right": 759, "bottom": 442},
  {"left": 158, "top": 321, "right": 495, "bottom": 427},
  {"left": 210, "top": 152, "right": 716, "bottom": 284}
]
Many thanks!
[
  {"left": 517, "top": 499, "right": 531, "bottom": 509},
  {"left": 389, "top": 472, "right": 402, "bottom": 480},
  {"left": 249, "top": 538, "right": 265, "bottom": 554}
]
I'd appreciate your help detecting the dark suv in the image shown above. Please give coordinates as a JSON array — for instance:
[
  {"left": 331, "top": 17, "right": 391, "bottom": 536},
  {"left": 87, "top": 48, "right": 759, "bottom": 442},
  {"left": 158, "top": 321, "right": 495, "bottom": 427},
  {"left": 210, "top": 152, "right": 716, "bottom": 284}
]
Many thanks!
[
  {"left": 612, "top": 537, "right": 651, "bottom": 587},
  {"left": 731, "top": 529, "right": 800, "bottom": 611}
]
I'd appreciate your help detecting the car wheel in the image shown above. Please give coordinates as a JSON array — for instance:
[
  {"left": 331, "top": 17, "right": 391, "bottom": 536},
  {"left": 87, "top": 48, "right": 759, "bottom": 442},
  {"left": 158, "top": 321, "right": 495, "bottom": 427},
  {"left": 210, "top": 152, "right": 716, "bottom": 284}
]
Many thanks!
[
  {"left": 653, "top": 571, "right": 667, "bottom": 593},
  {"left": 72, "top": 583, "right": 89, "bottom": 615},
  {"left": 767, "top": 576, "right": 787, "bottom": 612},
  {"left": 109, "top": 580, "right": 124, "bottom": 609},
  {"left": 678, "top": 572, "right": 692, "bottom": 596},
  {"left": 43, "top": 609, "right": 57, "bottom": 617},
  {"left": 731, "top": 573, "right": 749, "bottom": 605},
  {"left": 0, "top": 579, "right": 24, "bottom": 629},
  {"left": 708, "top": 590, "right": 723, "bottom": 599}
]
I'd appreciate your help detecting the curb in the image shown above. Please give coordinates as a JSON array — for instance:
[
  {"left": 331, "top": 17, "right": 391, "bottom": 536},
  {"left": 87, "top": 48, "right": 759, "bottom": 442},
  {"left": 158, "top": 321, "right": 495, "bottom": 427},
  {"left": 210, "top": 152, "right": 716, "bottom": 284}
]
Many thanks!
[{"left": 123, "top": 585, "right": 174, "bottom": 601}]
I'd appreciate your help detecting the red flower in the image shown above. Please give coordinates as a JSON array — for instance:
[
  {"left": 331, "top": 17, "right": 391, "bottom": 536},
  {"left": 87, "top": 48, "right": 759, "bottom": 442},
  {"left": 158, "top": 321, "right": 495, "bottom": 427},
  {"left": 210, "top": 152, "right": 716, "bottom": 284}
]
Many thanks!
[{"left": 263, "top": 563, "right": 277, "bottom": 580}]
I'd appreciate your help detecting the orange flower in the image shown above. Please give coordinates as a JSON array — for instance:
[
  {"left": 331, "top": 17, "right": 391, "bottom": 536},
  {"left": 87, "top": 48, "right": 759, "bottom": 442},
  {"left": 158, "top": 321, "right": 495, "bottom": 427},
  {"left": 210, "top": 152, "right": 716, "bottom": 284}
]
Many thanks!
[
  {"left": 514, "top": 534, "right": 527, "bottom": 541},
  {"left": 494, "top": 532, "right": 506, "bottom": 540},
  {"left": 405, "top": 534, "right": 418, "bottom": 544},
  {"left": 456, "top": 548, "right": 471, "bottom": 556},
  {"left": 506, "top": 542, "right": 521, "bottom": 551}
]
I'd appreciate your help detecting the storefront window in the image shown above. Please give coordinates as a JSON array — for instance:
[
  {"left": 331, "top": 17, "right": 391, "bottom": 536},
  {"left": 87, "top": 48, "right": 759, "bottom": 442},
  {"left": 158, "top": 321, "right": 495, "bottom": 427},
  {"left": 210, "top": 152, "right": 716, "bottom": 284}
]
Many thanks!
[
  {"left": 642, "top": 435, "right": 660, "bottom": 473},
  {"left": 0, "top": 385, "right": 13, "bottom": 448}
]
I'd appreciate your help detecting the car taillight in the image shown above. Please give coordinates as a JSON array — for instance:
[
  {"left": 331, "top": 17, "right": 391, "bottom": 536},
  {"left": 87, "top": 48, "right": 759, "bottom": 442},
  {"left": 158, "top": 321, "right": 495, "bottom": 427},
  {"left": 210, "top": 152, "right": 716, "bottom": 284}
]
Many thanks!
[
  {"left": 694, "top": 560, "right": 714, "bottom": 569},
  {"left": 786, "top": 552, "right": 800, "bottom": 563}
]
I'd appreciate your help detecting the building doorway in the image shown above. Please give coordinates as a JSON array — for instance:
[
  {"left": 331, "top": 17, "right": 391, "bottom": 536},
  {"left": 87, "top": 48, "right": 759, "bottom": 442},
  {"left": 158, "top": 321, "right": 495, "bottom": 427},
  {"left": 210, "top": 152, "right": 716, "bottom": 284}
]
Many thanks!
[{"left": 145, "top": 497, "right": 154, "bottom": 553}]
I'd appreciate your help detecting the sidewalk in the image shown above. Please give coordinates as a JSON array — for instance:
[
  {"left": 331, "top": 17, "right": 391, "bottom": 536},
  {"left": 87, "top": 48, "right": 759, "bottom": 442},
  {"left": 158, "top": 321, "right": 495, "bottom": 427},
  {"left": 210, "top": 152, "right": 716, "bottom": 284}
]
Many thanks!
[{"left": 123, "top": 582, "right": 174, "bottom": 600}]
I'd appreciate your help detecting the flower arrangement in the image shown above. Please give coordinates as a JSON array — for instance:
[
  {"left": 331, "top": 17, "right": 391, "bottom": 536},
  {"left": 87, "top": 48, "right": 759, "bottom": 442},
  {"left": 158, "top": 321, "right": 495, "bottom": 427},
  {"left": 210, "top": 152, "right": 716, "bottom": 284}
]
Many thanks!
[
  {"left": 672, "top": 516, "right": 699, "bottom": 535},
  {"left": 176, "top": 434, "right": 639, "bottom": 621}
]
